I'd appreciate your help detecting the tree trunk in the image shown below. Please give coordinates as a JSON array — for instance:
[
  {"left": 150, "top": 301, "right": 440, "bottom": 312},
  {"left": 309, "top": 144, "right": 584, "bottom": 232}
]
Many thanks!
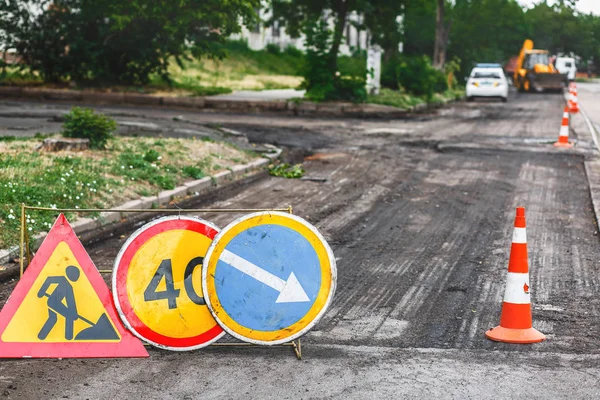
[
  {"left": 328, "top": 1, "right": 349, "bottom": 73},
  {"left": 433, "top": 0, "right": 450, "bottom": 70}
]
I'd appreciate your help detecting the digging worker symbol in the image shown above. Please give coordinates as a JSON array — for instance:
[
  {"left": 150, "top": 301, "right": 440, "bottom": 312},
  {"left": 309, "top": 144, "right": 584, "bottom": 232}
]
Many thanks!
[{"left": 37, "top": 265, "right": 119, "bottom": 341}]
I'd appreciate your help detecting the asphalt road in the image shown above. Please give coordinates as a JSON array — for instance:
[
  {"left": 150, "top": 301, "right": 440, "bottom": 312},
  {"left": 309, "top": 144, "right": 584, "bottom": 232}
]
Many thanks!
[
  {"left": 574, "top": 81, "right": 600, "bottom": 133},
  {"left": 0, "top": 90, "right": 599, "bottom": 399}
]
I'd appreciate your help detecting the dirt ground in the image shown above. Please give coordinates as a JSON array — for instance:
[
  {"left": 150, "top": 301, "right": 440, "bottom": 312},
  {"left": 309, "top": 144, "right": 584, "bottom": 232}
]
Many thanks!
[{"left": 0, "top": 91, "right": 599, "bottom": 399}]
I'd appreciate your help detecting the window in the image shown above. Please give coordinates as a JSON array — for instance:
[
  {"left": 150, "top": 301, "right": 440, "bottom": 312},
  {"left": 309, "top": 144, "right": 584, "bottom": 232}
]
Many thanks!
[
  {"left": 473, "top": 72, "right": 501, "bottom": 79},
  {"left": 523, "top": 53, "right": 549, "bottom": 69}
]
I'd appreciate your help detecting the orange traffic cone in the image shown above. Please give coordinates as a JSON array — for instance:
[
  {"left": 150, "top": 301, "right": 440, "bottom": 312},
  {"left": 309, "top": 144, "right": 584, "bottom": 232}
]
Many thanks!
[
  {"left": 554, "top": 106, "right": 573, "bottom": 148},
  {"left": 568, "top": 85, "right": 579, "bottom": 114},
  {"left": 486, "top": 207, "right": 546, "bottom": 344}
]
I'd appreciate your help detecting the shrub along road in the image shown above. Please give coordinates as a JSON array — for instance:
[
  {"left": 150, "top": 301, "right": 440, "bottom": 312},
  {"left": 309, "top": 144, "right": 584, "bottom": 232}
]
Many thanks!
[{"left": 0, "top": 92, "right": 599, "bottom": 398}]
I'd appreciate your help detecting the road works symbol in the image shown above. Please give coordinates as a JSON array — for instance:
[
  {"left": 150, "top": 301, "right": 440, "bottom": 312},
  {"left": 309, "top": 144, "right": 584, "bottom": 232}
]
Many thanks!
[
  {"left": 203, "top": 211, "right": 337, "bottom": 345},
  {"left": 37, "top": 265, "right": 119, "bottom": 341},
  {"left": 0, "top": 214, "right": 148, "bottom": 358},
  {"left": 113, "top": 216, "right": 225, "bottom": 351}
]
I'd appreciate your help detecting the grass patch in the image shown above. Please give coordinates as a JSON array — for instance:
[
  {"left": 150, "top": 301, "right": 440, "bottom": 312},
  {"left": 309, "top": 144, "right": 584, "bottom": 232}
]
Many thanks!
[
  {"left": 1, "top": 43, "right": 372, "bottom": 98},
  {"left": 574, "top": 77, "right": 597, "bottom": 83},
  {"left": 0, "top": 67, "right": 43, "bottom": 86},
  {"left": 0, "top": 135, "right": 259, "bottom": 249},
  {"left": 368, "top": 88, "right": 465, "bottom": 109},
  {"left": 268, "top": 162, "right": 305, "bottom": 179},
  {"left": 367, "top": 89, "right": 425, "bottom": 109},
  {"left": 430, "top": 89, "right": 466, "bottom": 104}
]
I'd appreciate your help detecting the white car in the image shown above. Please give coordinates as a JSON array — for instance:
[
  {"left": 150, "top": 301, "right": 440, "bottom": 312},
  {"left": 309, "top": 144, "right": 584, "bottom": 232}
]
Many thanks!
[
  {"left": 466, "top": 66, "right": 509, "bottom": 102},
  {"left": 555, "top": 57, "right": 576, "bottom": 81}
]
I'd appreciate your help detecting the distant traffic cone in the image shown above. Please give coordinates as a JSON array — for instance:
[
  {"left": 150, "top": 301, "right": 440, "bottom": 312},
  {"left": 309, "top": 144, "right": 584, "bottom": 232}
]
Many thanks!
[
  {"left": 568, "top": 85, "right": 579, "bottom": 113},
  {"left": 554, "top": 106, "right": 573, "bottom": 148},
  {"left": 486, "top": 207, "right": 546, "bottom": 344}
]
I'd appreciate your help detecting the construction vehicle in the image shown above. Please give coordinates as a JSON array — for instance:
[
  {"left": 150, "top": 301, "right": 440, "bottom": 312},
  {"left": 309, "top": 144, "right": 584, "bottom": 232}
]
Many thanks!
[{"left": 514, "top": 39, "right": 564, "bottom": 92}]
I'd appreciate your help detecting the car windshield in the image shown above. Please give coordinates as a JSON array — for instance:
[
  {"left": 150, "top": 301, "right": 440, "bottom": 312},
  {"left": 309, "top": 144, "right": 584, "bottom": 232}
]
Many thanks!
[
  {"left": 472, "top": 71, "right": 501, "bottom": 79},
  {"left": 524, "top": 53, "right": 549, "bottom": 69}
]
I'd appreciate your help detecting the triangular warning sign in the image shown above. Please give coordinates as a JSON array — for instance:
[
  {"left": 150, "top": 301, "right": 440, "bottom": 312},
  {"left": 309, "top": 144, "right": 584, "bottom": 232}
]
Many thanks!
[{"left": 0, "top": 214, "right": 148, "bottom": 358}]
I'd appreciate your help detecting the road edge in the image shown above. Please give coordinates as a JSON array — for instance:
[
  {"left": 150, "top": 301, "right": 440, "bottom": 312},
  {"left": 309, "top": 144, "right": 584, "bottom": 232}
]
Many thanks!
[
  {"left": 576, "top": 105, "right": 600, "bottom": 233},
  {"left": 0, "top": 86, "right": 459, "bottom": 118}
]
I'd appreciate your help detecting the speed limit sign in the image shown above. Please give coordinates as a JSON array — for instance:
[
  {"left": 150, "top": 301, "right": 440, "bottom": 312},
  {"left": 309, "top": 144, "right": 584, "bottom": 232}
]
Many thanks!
[{"left": 113, "top": 216, "right": 224, "bottom": 350}]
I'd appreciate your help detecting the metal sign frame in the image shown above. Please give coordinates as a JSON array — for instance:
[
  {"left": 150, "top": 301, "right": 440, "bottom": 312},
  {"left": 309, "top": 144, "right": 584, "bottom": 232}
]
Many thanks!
[{"left": 17, "top": 203, "right": 303, "bottom": 360}]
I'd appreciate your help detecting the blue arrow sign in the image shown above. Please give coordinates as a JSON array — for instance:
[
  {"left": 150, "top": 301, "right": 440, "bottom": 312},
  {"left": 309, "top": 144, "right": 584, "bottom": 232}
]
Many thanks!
[{"left": 213, "top": 223, "right": 322, "bottom": 331}]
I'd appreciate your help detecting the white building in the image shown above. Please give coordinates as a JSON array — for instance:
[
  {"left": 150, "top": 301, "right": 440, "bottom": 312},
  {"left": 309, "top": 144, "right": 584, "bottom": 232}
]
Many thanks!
[{"left": 231, "top": 9, "right": 369, "bottom": 56}]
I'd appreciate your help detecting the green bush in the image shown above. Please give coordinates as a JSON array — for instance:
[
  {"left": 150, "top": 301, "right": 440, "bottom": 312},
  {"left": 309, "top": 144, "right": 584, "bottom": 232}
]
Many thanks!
[
  {"left": 381, "top": 54, "right": 401, "bottom": 90},
  {"left": 283, "top": 45, "right": 304, "bottom": 59},
  {"left": 62, "top": 107, "right": 117, "bottom": 149},
  {"left": 302, "top": 19, "right": 367, "bottom": 103},
  {"left": 265, "top": 43, "right": 281, "bottom": 55},
  {"left": 396, "top": 56, "right": 448, "bottom": 99}
]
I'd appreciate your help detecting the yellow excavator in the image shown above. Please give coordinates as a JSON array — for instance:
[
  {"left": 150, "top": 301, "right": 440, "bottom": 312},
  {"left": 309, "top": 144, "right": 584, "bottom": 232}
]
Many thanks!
[{"left": 514, "top": 39, "right": 564, "bottom": 92}]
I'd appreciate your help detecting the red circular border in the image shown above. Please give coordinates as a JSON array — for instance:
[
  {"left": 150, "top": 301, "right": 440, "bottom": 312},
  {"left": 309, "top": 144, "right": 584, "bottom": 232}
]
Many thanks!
[{"left": 115, "top": 218, "right": 223, "bottom": 348}]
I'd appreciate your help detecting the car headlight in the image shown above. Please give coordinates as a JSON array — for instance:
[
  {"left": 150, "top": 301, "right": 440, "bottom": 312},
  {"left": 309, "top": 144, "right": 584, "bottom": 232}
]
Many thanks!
[
  {"left": 472, "top": 82, "right": 479, "bottom": 87},
  {"left": 494, "top": 82, "right": 500, "bottom": 87}
]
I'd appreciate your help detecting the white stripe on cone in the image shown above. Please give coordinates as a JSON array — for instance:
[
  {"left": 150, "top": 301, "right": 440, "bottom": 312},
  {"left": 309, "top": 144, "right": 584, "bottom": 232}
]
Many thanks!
[
  {"left": 512, "top": 227, "right": 527, "bottom": 244},
  {"left": 503, "top": 272, "right": 531, "bottom": 304},
  {"left": 559, "top": 125, "right": 569, "bottom": 138}
]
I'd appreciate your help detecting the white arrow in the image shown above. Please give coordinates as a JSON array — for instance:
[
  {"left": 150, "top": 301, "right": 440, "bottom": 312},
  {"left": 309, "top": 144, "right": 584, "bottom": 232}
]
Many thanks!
[{"left": 219, "top": 249, "right": 310, "bottom": 303}]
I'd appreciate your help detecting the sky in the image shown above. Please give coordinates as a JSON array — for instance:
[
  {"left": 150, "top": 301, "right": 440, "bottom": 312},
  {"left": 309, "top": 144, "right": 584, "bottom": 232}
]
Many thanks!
[{"left": 519, "top": 0, "right": 600, "bottom": 15}]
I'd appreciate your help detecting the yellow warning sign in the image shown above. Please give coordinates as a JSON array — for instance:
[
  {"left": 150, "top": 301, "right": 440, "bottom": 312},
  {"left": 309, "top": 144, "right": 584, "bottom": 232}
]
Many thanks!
[{"left": 2, "top": 242, "right": 120, "bottom": 343}]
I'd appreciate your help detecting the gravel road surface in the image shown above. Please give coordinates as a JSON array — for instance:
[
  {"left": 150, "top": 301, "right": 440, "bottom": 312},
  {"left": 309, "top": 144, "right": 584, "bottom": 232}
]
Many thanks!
[{"left": 0, "top": 90, "right": 599, "bottom": 399}]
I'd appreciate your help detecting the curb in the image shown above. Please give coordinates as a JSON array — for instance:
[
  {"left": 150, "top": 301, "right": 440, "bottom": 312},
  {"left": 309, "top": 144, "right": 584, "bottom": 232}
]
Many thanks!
[
  {"left": 0, "top": 154, "right": 277, "bottom": 268},
  {"left": 565, "top": 88, "right": 600, "bottom": 235},
  {"left": 0, "top": 86, "right": 459, "bottom": 119}
]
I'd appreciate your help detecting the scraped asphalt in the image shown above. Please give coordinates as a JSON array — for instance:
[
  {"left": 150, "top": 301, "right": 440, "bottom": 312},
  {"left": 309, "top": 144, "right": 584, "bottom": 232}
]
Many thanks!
[{"left": 0, "top": 90, "right": 599, "bottom": 399}]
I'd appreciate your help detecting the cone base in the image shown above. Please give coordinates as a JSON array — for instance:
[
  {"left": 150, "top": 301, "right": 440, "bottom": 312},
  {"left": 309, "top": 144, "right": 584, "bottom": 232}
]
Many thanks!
[
  {"left": 553, "top": 141, "right": 573, "bottom": 148},
  {"left": 485, "top": 325, "right": 546, "bottom": 344}
]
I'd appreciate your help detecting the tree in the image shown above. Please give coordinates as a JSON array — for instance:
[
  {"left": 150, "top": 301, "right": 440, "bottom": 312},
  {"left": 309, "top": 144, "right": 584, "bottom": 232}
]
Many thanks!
[
  {"left": 1, "top": 0, "right": 258, "bottom": 85},
  {"left": 362, "top": 0, "right": 406, "bottom": 61},
  {"left": 402, "top": 0, "right": 436, "bottom": 58},
  {"left": 272, "top": 0, "right": 360, "bottom": 73},
  {"left": 447, "top": 0, "right": 529, "bottom": 78},
  {"left": 433, "top": 0, "right": 451, "bottom": 69},
  {"left": 271, "top": 0, "right": 371, "bottom": 101}
]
